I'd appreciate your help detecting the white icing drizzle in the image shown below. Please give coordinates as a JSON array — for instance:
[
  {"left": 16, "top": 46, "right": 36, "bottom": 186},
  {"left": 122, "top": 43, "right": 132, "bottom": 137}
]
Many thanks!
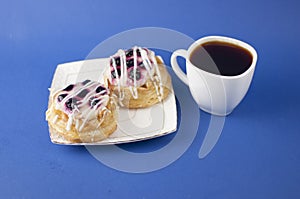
[
  {"left": 139, "top": 47, "right": 163, "bottom": 100},
  {"left": 75, "top": 120, "right": 79, "bottom": 130},
  {"left": 132, "top": 46, "right": 138, "bottom": 99},
  {"left": 96, "top": 108, "right": 110, "bottom": 128},
  {"left": 52, "top": 80, "right": 110, "bottom": 132},
  {"left": 66, "top": 114, "right": 73, "bottom": 131},
  {"left": 52, "top": 114, "right": 58, "bottom": 124},
  {"left": 109, "top": 47, "right": 164, "bottom": 103}
]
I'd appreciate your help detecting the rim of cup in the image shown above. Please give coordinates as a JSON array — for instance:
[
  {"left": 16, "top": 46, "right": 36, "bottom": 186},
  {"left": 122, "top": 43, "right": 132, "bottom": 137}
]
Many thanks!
[{"left": 186, "top": 35, "right": 258, "bottom": 79}]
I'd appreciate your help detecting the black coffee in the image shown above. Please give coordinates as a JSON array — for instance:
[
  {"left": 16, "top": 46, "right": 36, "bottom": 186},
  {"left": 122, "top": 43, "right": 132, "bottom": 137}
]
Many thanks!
[{"left": 189, "top": 41, "right": 253, "bottom": 76}]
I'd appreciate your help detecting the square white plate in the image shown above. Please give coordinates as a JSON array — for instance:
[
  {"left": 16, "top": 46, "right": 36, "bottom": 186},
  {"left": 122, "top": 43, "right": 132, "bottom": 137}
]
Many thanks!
[{"left": 49, "top": 57, "right": 177, "bottom": 145}]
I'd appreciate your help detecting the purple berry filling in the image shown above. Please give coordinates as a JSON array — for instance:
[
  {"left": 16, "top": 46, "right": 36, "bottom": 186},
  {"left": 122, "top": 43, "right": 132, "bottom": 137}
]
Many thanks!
[
  {"left": 96, "top": 86, "right": 106, "bottom": 93},
  {"left": 77, "top": 89, "right": 89, "bottom": 98},
  {"left": 65, "top": 98, "right": 79, "bottom": 111},
  {"left": 89, "top": 96, "right": 101, "bottom": 108},
  {"left": 63, "top": 84, "right": 74, "bottom": 91},
  {"left": 129, "top": 68, "right": 141, "bottom": 80},
  {"left": 126, "top": 49, "right": 133, "bottom": 57},
  {"left": 82, "top": 79, "right": 91, "bottom": 85},
  {"left": 57, "top": 93, "right": 67, "bottom": 102},
  {"left": 126, "top": 59, "right": 134, "bottom": 67},
  {"left": 114, "top": 57, "right": 120, "bottom": 66}
]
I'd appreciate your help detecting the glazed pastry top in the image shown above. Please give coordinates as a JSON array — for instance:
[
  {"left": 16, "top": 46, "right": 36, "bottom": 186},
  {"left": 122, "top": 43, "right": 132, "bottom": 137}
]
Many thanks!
[
  {"left": 109, "top": 46, "right": 163, "bottom": 99},
  {"left": 51, "top": 80, "right": 110, "bottom": 131}
]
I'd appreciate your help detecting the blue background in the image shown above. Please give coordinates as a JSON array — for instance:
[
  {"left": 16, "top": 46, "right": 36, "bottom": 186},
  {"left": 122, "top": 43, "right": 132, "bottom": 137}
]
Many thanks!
[{"left": 1, "top": 0, "right": 300, "bottom": 198}]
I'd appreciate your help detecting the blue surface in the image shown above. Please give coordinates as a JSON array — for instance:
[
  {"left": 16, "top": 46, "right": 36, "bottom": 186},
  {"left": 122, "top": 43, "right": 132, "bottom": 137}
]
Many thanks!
[{"left": 1, "top": 0, "right": 300, "bottom": 198}]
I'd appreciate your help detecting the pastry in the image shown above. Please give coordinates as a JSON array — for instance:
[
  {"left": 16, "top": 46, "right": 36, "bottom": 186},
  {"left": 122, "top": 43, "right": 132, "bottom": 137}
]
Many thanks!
[
  {"left": 107, "top": 46, "right": 172, "bottom": 108},
  {"left": 46, "top": 80, "right": 117, "bottom": 143}
]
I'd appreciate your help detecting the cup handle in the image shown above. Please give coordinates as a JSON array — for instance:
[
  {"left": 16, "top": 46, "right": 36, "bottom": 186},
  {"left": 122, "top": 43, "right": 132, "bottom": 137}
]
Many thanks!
[{"left": 171, "top": 49, "right": 189, "bottom": 86}]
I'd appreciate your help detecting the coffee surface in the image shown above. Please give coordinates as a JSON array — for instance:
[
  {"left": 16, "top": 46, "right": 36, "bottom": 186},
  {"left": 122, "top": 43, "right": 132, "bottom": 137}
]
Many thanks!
[{"left": 190, "top": 41, "right": 253, "bottom": 76}]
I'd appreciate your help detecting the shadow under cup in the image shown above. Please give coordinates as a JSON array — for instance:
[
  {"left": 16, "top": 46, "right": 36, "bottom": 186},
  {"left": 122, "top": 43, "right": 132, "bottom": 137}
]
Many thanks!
[{"left": 171, "top": 36, "right": 258, "bottom": 116}]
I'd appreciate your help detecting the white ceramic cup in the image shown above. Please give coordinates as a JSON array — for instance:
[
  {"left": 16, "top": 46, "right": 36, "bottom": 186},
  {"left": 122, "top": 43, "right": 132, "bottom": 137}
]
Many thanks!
[{"left": 171, "top": 36, "right": 257, "bottom": 116}]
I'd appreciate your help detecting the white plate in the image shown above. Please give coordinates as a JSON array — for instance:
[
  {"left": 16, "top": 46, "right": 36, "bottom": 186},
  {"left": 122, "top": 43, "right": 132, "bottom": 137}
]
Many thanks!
[{"left": 49, "top": 57, "right": 177, "bottom": 145}]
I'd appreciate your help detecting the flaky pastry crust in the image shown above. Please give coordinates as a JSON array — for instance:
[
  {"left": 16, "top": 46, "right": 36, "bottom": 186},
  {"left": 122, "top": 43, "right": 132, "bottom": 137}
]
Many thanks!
[{"left": 46, "top": 95, "right": 117, "bottom": 143}]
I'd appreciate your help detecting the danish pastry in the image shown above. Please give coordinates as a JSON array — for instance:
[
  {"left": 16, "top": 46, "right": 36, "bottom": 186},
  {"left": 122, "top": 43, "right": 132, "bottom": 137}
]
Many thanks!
[
  {"left": 46, "top": 80, "right": 117, "bottom": 143},
  {"left": 107, "top": 47, "right": 172, "bottom": 108}
]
